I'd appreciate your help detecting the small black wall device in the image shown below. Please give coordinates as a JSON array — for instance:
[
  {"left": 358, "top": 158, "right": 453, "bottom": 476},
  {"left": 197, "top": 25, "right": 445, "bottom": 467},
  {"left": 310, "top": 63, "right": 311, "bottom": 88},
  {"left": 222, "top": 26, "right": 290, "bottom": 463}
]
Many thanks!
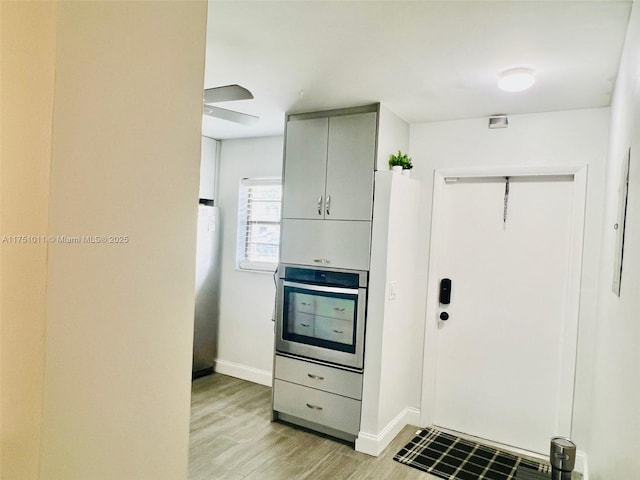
[{"left": 439, "top": 278, "right": 452, "bottom": 305}]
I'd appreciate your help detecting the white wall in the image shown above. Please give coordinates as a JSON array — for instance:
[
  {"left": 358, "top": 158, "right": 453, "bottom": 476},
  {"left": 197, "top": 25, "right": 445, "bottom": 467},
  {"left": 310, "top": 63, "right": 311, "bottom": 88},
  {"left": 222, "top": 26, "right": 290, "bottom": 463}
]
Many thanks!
[
  {"left": 0, "top": 2, "right": 58, "bottom": 478},
  {"left": 376, "top": 104, "right": 410, "bottom": 171},
  {"left": 358, "top": 172, "right": 422, "bottom": 456},
  {"left": 215, "top": 136, "right": 284, "bottom": 385},
  {"left": 36, "top": 3, "right": 207, "bottom": 479},
  {"left": 589, "top": 3, "right": 640, "bottom": 479},
  {"left": 409, "top": 108, "right": 610, "bottom": 454}
]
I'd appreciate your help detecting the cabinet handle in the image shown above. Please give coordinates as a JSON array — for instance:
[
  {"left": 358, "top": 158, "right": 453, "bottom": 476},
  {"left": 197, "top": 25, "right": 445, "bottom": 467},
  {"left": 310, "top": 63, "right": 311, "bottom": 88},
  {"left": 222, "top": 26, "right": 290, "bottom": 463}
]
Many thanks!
[
  {"left": 333, "top": 329, "right": 344, "bottom": 334},
  {"left": 333, "top": 307, "right": 345, "bottom": 312},
  {"left": 313, "top": 259, "right": 331, "bottom": 264},
  {"left": 317, "top": 196, "right": 323, "bottom": 215},
  {"left": 307, "top": 373, "right": 325, "bottom": 380},
  {"left": 306, "top": 403, "right": 323, "bottom": 411},
  {"left": 300, "top": 323, "right": 311, "bottom": 327},
  {"left": 325, "top": 195, "right": 331, "bottom": 215}
]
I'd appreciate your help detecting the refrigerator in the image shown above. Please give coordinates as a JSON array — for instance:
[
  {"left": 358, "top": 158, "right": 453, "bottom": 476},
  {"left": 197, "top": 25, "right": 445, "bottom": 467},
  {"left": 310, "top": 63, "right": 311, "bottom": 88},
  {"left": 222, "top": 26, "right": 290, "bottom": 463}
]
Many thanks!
[{"left": 192, "top": 201, "right": 220, "bottom": 378}]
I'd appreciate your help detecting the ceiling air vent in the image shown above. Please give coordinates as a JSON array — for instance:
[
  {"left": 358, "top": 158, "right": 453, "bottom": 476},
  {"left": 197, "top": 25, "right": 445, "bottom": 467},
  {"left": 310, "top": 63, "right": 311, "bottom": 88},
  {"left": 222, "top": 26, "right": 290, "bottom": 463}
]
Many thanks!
[{"left": 488, "top": 115, "right": 508, "bottom": 129}]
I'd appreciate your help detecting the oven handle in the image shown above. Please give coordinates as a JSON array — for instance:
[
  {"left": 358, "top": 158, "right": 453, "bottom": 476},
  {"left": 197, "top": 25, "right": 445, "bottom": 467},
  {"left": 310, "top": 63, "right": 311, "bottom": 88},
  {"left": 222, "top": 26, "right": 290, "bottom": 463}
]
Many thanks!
[{"left": 281, "top": 280, "right": 360, "bottom": 296}]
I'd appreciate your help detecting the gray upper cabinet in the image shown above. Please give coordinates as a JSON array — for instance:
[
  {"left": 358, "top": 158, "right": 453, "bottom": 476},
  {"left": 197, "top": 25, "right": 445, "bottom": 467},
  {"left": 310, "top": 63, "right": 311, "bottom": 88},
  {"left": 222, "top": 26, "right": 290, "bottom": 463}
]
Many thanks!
[
  {"left": 325, "top": 112, "right": 377, "bottom": 221},
  {"left": 282, "top": 110, "right": 377, "bottom": 221},
  {"left": 282, "top": 117, "right": 329, "bottom": 220}
]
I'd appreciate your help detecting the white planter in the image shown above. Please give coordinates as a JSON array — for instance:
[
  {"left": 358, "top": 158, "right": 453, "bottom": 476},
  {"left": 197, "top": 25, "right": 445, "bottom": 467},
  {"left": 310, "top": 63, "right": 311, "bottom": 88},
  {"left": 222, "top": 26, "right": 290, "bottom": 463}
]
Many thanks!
[
  {"left": 402, "top": 169, "right": 412, "bottom": 178},
  {"left": 391, "top": 165, "right": 403, "bottom": 174}
]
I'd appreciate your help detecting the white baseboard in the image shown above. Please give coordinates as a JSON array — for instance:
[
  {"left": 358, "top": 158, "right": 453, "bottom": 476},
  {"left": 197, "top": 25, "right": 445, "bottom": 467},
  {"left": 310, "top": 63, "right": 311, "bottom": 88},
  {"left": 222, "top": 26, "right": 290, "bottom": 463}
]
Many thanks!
[
  {"left": 213, "top": 359, "right": 272, "bottom": 386},
  {"left": 575, "top": 451, "right": 588, "bottom": 480},
  {"left": 355, "top": 407, "right": 421, "bottom": 457}
]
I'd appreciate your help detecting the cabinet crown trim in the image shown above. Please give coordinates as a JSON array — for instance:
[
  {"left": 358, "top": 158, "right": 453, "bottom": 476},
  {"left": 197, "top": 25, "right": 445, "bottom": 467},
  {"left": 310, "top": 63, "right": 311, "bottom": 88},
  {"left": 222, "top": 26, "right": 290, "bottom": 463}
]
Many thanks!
[{"left": 287, "top": 103, "right": 379, "bottom": 122}]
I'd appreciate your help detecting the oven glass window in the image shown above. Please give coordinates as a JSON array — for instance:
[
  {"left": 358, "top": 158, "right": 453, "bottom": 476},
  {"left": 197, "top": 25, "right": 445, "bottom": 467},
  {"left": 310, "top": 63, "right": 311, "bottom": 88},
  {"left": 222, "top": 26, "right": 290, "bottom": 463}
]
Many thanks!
[{"left": 283, "top": 286, "right": 358, "bottom": 353}]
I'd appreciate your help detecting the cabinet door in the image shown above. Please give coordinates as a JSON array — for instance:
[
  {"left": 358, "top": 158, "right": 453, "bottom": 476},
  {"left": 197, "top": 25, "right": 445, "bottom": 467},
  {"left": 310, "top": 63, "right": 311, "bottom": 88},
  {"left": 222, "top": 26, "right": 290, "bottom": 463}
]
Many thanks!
[
  {"left": 325, "top": 112, "right": 377, "bottom": 221},
  {"left": 280, "top": 219, "right": 371, "bottom": 271},
  {"left": 282, "top": 117, "right": 329, "bottom": 219}
]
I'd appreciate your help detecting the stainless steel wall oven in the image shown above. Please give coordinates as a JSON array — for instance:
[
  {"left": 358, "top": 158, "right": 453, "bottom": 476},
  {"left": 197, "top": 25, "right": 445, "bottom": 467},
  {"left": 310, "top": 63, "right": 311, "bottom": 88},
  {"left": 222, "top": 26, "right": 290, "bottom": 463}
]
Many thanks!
[{"left": 275, "top": 264, "right": 368, "bottom": 371}]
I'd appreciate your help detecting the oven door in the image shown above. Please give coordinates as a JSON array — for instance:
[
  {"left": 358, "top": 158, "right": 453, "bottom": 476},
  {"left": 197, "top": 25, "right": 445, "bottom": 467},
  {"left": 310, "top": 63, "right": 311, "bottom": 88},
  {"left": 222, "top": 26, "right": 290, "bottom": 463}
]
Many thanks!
[{"left": 276, "top": 280, "right": 366, "bottom": 370}]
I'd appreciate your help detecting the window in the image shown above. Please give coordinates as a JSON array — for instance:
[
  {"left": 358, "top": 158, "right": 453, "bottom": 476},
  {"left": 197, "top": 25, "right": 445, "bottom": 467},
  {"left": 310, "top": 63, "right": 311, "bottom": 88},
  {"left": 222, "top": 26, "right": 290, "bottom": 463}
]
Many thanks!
[{"left": 236, "top": 178, "right": 282, "bottom": 272}]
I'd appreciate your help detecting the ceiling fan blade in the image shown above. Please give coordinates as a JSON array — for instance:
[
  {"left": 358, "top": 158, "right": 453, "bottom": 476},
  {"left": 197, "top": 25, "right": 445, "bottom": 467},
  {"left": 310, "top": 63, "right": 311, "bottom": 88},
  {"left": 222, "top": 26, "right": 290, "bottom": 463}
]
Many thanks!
[
  {"left": 203, "top": 105, "right": 259, "bottom": 126},
  {"left": 203, "top": 84, "right": 254, "bottom": 104}
]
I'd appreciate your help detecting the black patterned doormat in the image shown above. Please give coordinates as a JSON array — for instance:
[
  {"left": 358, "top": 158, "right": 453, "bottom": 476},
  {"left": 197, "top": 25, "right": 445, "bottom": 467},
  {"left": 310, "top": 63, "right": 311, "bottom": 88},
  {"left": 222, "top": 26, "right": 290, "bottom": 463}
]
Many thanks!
[{"left": 394, "top": 428, "right": 551, "bottom": 480}]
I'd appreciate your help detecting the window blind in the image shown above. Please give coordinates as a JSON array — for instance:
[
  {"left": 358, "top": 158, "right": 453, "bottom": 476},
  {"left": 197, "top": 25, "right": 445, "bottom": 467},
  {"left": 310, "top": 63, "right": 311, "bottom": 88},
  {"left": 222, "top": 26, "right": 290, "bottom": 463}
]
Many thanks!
[{"left": 236, "top": 178, "right": 282, "bottom": 271}]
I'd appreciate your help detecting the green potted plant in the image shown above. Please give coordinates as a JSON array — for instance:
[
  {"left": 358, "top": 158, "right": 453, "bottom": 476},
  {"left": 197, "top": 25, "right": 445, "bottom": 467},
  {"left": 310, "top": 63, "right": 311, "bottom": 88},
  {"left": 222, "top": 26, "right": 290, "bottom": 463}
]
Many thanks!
[
  {"left": 388, "top": 150, "right": 412, "bottom": 175},
  {"left": 402, "top": 156, "right": 414, "bottom": 177}
]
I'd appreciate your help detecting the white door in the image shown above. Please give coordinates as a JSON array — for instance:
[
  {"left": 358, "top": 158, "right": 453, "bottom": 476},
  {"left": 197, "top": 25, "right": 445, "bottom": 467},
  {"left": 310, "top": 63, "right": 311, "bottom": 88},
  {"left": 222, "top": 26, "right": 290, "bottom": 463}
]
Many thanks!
[{"left": 430, "top": 173, "right": 584, "bottom": 454}]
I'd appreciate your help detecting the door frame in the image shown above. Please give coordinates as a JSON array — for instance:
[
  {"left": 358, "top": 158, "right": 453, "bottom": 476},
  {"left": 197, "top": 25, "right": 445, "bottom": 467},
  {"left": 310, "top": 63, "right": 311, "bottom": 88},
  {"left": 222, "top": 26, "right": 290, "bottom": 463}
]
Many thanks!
[{"left": 420, "top": 165, "right": 588, "bottom": 447}]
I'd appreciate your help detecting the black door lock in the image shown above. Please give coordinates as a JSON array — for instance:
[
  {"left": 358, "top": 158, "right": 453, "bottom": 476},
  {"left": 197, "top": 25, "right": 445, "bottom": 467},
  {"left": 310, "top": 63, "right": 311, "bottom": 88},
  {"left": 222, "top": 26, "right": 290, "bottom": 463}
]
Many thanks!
[{"left": 439, "top": 278, "right": 452, "bottom": 304}]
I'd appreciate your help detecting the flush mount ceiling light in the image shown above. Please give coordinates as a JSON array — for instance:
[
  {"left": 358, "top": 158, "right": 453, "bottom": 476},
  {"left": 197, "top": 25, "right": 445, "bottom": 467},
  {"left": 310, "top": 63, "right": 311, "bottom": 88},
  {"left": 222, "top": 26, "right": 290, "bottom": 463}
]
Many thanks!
[{"left": 498, "top": 68, "right": 536, "bottom": 92}]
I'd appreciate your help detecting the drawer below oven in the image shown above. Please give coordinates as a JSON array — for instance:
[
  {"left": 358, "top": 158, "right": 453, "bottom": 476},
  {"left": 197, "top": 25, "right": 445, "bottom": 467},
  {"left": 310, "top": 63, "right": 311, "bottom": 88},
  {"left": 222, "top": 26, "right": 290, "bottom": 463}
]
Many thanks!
[
  {"left": 275, "top": 355, "right": 363, "bottom": 399},
  {"left": 273, "top": 379, "right": 361, "bottom": 435}
]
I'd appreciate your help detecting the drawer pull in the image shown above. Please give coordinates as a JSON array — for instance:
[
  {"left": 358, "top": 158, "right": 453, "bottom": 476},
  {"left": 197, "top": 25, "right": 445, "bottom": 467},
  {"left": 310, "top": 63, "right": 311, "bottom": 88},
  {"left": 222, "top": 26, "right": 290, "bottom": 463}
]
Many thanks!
[
  {"left": 300, "top": 323, "right": 311, "bottom": 327},
  {"left": 334, "top": 307, "right": 345, "bottom": 312},
  {"left": 333, "top": 329, "right": 344, "bottom": 334},
  {"left": 306, "top": 403, "right": 323, "bottom": 411},
  {"left": 301, "top": 302, "right": 310, "bottom": 306},
  {"left": 313, "top": 258, "right": 331, "bottom": 264},
  {"left": 307, "top": 373, "right": 325, "bottom": 381}
]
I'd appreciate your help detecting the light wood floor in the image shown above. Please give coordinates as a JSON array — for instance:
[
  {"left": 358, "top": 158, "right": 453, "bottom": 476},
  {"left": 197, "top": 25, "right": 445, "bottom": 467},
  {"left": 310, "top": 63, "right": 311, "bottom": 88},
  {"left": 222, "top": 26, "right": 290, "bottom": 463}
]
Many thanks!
[{"left": 189, "top": 373, "right": 437, "bottom": 480}]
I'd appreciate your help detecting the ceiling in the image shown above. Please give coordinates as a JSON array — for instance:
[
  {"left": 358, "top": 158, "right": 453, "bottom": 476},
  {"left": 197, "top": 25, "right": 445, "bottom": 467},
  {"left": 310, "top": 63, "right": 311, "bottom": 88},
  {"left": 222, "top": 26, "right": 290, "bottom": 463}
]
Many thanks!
[{"left": 202, "top": 0, "right": 632, "bottom": 140}]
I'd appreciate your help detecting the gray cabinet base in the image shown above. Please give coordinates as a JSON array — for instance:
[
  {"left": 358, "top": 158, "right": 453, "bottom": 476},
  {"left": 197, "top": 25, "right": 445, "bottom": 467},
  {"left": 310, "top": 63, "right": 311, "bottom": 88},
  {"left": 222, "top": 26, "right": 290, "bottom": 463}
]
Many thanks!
[{"left": 273, "top": 411, "right": 357, "bottom": 443}]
